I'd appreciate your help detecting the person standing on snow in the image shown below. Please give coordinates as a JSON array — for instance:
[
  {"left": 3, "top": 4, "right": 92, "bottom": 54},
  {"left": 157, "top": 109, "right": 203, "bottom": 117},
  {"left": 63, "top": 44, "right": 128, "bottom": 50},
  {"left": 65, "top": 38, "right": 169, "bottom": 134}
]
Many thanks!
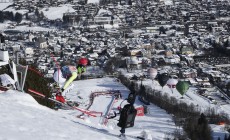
[
  {"left": 117, "top": 92, "right": 137, "bottom": 137},
  {"left": 53, "top": 58, "right": 88, "bottom": 103}
]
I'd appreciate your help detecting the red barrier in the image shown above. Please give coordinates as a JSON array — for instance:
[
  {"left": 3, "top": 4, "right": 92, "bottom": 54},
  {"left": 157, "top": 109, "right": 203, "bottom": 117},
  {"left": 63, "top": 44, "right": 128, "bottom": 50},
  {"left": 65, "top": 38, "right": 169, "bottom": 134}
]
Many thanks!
[
  {"left": 136, "top": 106, "right": 144, "bottom": 116},
  {"left": 0, "top": 86, "right": 9, "bottom": 91}
]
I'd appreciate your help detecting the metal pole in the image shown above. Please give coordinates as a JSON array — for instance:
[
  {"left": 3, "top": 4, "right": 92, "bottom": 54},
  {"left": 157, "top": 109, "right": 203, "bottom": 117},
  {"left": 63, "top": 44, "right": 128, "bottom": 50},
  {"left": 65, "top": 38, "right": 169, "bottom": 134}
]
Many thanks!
[
  {"left": 15, "top": 51, "right": 20, "bottom": 65},
  {"left": 21, "top": 65, "right": 28, "bottom": 92}
]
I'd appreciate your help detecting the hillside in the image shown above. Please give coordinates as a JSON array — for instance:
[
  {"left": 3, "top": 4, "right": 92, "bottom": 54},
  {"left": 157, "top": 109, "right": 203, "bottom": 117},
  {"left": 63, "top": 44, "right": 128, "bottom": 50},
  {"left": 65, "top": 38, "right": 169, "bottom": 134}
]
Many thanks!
[{"left": 0, "top": 77, "right": 177, "bottom": 140}]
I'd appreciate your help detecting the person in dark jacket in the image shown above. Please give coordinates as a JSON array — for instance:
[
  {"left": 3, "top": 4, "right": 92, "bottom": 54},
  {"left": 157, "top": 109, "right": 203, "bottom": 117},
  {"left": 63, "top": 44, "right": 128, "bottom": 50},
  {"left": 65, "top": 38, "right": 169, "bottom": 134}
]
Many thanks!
[{"left": 117, "top": 92, "right": 137, "bottom": 137}]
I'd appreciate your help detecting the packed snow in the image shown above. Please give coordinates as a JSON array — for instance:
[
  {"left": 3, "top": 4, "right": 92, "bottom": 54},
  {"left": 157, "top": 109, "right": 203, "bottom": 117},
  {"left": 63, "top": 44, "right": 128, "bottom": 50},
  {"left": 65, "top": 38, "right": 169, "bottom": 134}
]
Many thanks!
[
  {"left": 0, "top": 74, "right": 229, "bottom": 140},
  {"left": 0, "top": 90, "right": 122, "bottom": 140},
  {"left": 120, "top": 69, "right": 230, "bottom": 140},
  {"left": 0, "top": 77, "right": 177, "bottom": 140}
]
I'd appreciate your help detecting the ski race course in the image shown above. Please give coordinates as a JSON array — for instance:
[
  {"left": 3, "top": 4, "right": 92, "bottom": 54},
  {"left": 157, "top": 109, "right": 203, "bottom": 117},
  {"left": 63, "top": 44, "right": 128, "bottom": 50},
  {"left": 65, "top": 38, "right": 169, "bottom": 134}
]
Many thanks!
[
  {"left": 1, "top": 77, "right": 230, "bottom": 139},
  {"left": 1, "top": 77, "right": 177, "bottom": 140},
  {"left": 55, "top": 77, "right": 177, "bottom": 140}
]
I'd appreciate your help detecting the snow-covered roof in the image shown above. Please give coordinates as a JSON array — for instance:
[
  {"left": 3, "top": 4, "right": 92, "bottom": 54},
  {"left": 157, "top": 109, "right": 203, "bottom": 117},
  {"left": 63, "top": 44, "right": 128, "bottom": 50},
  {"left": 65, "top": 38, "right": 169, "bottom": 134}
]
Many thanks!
[
  {"left": 0, "top": 2, "right": 13, "bottom": 11},
  {"left": 87, "top": 0, "right": 100, "bottom": 4},
  {"left": 97, "top": 9, "right": 112, "bottom": 16}
]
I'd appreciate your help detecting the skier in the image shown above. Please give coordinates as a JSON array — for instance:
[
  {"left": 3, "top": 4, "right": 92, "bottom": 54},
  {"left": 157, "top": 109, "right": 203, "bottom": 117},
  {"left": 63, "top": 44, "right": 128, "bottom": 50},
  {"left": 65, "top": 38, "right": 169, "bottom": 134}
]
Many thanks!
[{"left": 53, "top": 58, "right": 88, "bottom": 103}]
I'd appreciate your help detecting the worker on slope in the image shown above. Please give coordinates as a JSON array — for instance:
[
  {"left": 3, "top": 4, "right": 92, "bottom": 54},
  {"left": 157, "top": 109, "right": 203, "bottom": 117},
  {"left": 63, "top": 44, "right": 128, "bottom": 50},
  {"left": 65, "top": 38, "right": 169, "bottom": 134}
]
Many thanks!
[
  {"left": 53, "top": 58, "right": 88, "bottom": 103},
  {"left": 117, "top": 92, "right": 137, "bottom": 138}
]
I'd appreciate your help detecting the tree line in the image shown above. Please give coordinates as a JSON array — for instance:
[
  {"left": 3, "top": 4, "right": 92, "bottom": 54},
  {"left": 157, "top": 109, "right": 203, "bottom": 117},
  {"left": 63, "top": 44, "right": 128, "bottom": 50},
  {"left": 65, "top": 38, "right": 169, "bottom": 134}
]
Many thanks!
[
  {"left": 0, "top": 11, "right": 23, "bottom": 24},
  {"left": 19, "top": 59, "right": 54, "bottom": 108},
  {"left": 0, "top": 60, "right": 54, "bottom": 108}
]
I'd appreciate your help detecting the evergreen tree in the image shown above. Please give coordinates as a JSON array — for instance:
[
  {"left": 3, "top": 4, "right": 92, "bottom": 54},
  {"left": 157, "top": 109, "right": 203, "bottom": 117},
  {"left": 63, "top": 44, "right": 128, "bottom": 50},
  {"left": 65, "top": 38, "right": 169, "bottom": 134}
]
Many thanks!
[
  {"left": 25, "top": 13, "right": 29, "bottom": 20},
  {"left": 24, "top": 64, "right": 54, "bottom": 108},
  {"left": 9, "top": 11, "right": 14, "bottom": 21},
  {"left": 139, "top": 84, "right": 146, "bottom": 98},
  {"left": 0, "top": 33, "right": 5, "bottom": 43},
  {"left": 198, "top": 113, "right": 207, "bottom": 125},
  {"left": 35, "top": 8, "right": 39, "bottom": 17},
  {"left": 196, "top": 113, "right": 212, "bottom": 140},
  {"left": 15, "top": 12, "right": 23, "bottom": 24},
  {"left": 224, "top": 40, "right": 229, "bottom": 48},
  {"left": 4, "top": 11, "right": 14, "bottom": 21},
  {"left": 129, "top": 82, "right": 135, "bottom": 93},
  {"left": 0, "top": 11, "right": 4, "bottom": 23},
  {"left": 40, "top": 11, "right": 45, "bottom": 20},
  {"left": 159, "top": 26, "right": 166, "bottom": 34},
  {"left": 62, "top": 15, "right": 67, "bottom": 23}
]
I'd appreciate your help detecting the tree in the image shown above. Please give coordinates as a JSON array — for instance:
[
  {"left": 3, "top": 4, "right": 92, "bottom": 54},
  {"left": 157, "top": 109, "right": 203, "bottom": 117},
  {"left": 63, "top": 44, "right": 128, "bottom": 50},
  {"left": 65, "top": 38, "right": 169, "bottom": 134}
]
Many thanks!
[
  {"left": 9, "top": 11, "right": 14, "bottom": 21},
  {"left": 224, "top": 40, "right": 229, "bottom": 48},
  {"left": 138, "top": 84, "right": 147, "bottom": 98},
  {"left": 198, "top": 113, "right": 207, "bottom": 125},
  {"left": 129, "top": 82, "right": 135, "bottom": 93},
  {"left": 0, "top": 33, "right": 5, "bottom": 43},
  {"left": 103, "top": 59, "right": 114, "bottom": 74},
  {"left": 35, "top": 8, "right": 39, "bottom": 17},
  {"left": 24, "top": 64, "right": 54, "bottom": 108},
  {"left": 40, "top": 11, "right": 45, "bottom": 20},
  {"left": 159, "top": 26, "right": 166, "bottom": 34},
  {"left": 4, "top": 11, "right": 14, "bottom": 21},
  {"left": 0, "top": 11, "right": 4, "bottom": 23},
  {"left": 25, "top": 13, "right": 29, "bottom": 20},
  {"left": 15, "top": 12, "right": 23, "bottom": 24},
  {"left": 62, "top": 15, "right": 67, "bottom": 23},
  {"left": 196, "top": 113, "right": 212, "bottom": 140}
]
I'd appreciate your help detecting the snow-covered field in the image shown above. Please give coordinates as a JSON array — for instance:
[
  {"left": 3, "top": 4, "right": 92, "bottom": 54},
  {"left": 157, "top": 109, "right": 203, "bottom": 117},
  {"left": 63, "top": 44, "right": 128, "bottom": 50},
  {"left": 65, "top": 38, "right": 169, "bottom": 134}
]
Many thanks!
[
  {"left": 0, "top": 23, "right": 54, "bottom": 32},
  {"left": 41, "top": 4, "right": 75, "bottom": 20}
]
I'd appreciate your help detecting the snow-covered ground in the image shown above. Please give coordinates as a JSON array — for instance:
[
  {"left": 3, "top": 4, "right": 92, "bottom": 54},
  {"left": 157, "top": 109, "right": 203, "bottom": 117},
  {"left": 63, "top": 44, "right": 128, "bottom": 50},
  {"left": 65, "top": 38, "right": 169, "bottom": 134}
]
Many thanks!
[
  {"left": 0, "top": 2, "right": 13, "bottom": 11},
  {"left": 0, "top": 23, "right": 54, "bottom": 32},
  {"left": 58, "top": 77, "right": 178, "bottom": 139},
  {"left": 0, "top": 77, "right": 177, "bottom": 140},
  {"left": 161, "top": 0, "right": 173, "bottom": 5},
  {"left": 120, "top": 69, "right": 230, "bottom": 139},
  {"left": 0, "top": 76, "right": 228, "bottom": 140},
  {"left": 41, "top": 4, "right": 75, "bottom": 20},
  {"left": 0, "top": 90, "right": 122, "bottom": 140}
]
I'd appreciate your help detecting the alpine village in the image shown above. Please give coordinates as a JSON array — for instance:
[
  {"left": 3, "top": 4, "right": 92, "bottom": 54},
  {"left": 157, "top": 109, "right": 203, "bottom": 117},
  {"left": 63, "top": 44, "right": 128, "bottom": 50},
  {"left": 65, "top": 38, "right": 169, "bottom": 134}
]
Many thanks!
[{"left": 0, "top": 0, "right": 230, "bottom": 140}]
